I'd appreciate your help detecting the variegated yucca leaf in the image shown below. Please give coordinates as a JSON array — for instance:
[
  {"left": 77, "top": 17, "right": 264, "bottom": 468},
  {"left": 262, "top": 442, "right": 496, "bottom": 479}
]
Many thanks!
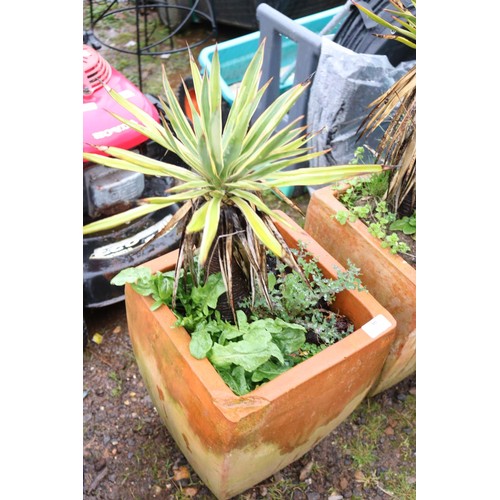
[
  {"left": 83, "top": 147, "right": 199, "bottom": 181},
  {"left": 83, "top": 204, "right": 168, "bottom": 235},
  {"left": 352, "top": 0, "right": 416, "bottom": 49},
  {"left": 197, "top": 195, "right": 222, "bottom": 265},
  {"left": 267, "top": 164, "right": 384, "bottom": 188}
]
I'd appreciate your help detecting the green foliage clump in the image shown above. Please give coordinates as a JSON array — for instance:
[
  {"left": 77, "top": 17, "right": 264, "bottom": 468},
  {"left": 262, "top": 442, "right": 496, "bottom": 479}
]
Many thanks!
[
  {"left": 332, "top": 148, "right": 416, "bottom": 256},
  {"left": 244, "top": 243, "right": 365, "bottom": 345},
  {"left": 111, "top": 245, "right": 366, "bottom": 396}
]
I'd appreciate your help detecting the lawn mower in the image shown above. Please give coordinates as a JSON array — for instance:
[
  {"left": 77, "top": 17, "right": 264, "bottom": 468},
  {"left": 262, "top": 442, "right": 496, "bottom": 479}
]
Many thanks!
[{"left": 83, "top": 44, "right": 182, "bottom": 346}]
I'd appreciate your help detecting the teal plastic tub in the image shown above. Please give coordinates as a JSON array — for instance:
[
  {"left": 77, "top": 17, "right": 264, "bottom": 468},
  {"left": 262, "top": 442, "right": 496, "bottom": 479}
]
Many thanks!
[{"left": 198, "top": 6, "right": 346, "bottom": 105}]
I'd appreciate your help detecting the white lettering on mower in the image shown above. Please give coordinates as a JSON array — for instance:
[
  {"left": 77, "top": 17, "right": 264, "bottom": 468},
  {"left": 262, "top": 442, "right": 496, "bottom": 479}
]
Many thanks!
[
  {"left": 89, "top": 214, "right": 173, "bottom": 260},
  {"left": 119, "top": 89, "right": 135, "bottom": 99},
  {"left": 92, "top": 119, "right": 139, "bottom": 140}
]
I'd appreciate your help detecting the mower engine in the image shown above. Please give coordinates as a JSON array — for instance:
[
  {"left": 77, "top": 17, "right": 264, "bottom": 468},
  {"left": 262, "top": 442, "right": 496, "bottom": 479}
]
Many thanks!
[{"left": 83, "top": 44, "right": 181, "bottom": 309}]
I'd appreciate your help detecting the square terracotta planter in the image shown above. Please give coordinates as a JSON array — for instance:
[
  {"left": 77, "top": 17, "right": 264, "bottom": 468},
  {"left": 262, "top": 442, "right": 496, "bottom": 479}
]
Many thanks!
[
  {"left": 124, "top": 212, "right": 396, "bottom": 499},
  {"left": 304, "top": 186, "right": 416, "bottom": 395}
]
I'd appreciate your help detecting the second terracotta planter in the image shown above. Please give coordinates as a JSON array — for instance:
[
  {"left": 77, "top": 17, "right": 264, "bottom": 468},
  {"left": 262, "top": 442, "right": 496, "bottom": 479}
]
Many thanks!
[
  {"left": 125, "top": 212, "right": 397, "bottom": 499},
  {"left": 304, "top": 186, "right": 416, "bottom": 395}
]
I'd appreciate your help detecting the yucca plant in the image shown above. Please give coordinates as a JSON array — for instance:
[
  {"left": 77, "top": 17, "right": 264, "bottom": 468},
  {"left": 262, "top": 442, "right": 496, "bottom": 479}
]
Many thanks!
[
  {"left": 355, "top": 0, "right": 416, "bottom": 215},
  {"left": 83, "top": 41, "right": 383, "bottom": 321}
]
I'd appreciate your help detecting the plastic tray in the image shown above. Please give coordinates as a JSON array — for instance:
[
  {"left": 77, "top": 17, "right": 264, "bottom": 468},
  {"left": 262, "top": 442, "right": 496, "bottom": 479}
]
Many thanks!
[{"left": 198, "top": 5, "right": 346, "bottom": 105}]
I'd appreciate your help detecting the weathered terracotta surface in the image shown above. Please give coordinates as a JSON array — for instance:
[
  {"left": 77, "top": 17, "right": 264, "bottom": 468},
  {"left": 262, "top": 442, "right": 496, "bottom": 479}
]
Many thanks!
[
  {"left": 304, "top": 187, "right": 416, "bottom": 395},
  {"left": 125, "top": 212, "right": 397, "bottom": 499}
]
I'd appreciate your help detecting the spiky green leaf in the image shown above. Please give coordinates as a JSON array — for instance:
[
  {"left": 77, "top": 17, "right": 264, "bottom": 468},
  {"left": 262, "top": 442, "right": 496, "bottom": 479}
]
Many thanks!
[
  {"left": 102, "top": 84, "right": 169, "bottom": 145},
  {"left": 222, "top": 42, "right": 267, "bottom": 167},
  {"left": 83, "top": 204, "right": 167, "bottom": 235},
  {"left": 267, "top": 165, "right": 383, "bottom": 187},
  {"left": 230, "top": 189, "right": 291, "bottom": 227},
  {"left": 352, "top": 1, "right": 416, "bottom": 44},
  {"left": 198, "top": 196, "right": 222, "bottom": 266},
  {"left": 222, "top": 83, "right": 270, "bottom": 173},
  {"left": 160, "top": 65, "right": 198, "bottom": 152},
  {"left": 84, "top": 147, "right": 200, "bottom": 182},
  {"left": 242, "top": 81, "right": 308, "bottom": 153},
  {"left": 186, "top": 201, "right": 210, "bottom": 233},
  {"left": 231, "top": 197, "right": 283, "bottom": 258}
]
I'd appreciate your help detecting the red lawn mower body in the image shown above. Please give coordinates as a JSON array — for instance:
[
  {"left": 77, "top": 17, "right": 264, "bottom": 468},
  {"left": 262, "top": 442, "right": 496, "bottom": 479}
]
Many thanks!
[{"left": 83, "top": 44, "right": 160, "bottom": 156}]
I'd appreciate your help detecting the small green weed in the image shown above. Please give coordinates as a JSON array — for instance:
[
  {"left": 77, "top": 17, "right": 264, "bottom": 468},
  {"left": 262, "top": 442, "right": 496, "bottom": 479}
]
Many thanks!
[
  {"left": 348, "top": 438, "right": 377, "bottom": 469},
  {"left": 262, "top": 478, "right": 308, "bottom": 499},
  {"left": 390, "top": 214, "right": 417, "bottom": 235},
  {"left": 379, "top": 467, "right": 417, "bottom": 499},
  {"left": 108, "top": 371, "right": 123, "bottom": 397},
  {"left": 310, "top": 461, "right": 328, "bottom": 477},
  {"left": 127, "top": 439, "right": 174, "bottom": 485},
  {"left": 355, "top": 469, "right": 382, "bottom": 490}
]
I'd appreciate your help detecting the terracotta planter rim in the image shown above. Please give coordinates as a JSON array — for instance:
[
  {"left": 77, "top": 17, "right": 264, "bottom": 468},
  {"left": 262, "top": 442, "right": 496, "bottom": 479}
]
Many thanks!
[
  {"left": 325, "top": 186, "right": 416, "bottom": 283},
  {"left": 133, "top": 286, "right": 395, "bottom": 406}
]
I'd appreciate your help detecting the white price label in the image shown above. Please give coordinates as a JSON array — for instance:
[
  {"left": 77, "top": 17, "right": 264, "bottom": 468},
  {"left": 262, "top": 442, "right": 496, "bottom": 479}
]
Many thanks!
[{"left": 362, "top": 314, "right": 392, "bottom": 338}]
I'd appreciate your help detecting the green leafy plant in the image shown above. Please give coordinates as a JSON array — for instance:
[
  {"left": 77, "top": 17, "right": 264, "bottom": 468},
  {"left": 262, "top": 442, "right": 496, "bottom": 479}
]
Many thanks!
[
  {"left": 108, "top": 371, "right": 123, "bottom": 397},
  {"left": 111, "top": 243, "right": 365, "bottom": 395},
  {"left": 333, "top": 168, "right": 415, "bottom": 256},
  {"left": 389, "top": 214, "right": 416, "bottom": 235},
  {"left": 243, "top": 243, "right": 365, "bottom": 345},
  {"left": 336, "top": 147, "right": 391, "bottom": 207}
]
